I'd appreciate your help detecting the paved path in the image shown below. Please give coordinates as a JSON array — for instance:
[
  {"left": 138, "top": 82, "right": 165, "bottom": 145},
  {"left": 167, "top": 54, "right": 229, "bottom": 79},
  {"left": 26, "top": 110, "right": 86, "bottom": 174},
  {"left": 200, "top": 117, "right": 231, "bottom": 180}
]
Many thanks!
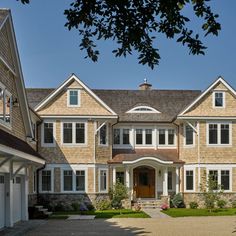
[
  {"left": 142, "top": 208, "right": 170, "bottom": 218},
  {"left": 2, "top": 216, "right": 236, "bottom": 236}
]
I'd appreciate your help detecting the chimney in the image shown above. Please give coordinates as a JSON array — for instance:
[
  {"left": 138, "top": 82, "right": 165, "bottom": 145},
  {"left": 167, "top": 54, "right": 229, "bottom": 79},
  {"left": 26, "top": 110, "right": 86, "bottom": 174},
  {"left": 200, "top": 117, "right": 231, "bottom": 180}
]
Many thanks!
[{"left": 139, "top": 78, "right": 152, "bottom": 90}]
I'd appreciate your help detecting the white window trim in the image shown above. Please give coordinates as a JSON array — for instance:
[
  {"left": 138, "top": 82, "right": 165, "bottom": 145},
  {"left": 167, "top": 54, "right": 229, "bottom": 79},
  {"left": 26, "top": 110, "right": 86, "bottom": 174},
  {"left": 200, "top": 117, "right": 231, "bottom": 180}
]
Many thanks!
[
  {"left": 67, "top": 89, "right": 81, "bottom": 107},
  {"left": 0, "top": 82, "right": 12, "bottom": 129},
  {"left": 158, "top": 128, "right": 176, "bottom": 148},
  {"left": 206, "top": 121, "right": 232, "bottom": 147},
  {"left": 41, "top": 121, "right": 56, "bottom": 147},
  {"left": 61, "top": 121, "right": 87, "bottom": 146},
  {"left": 126, "top": 106, "right": 161, "bottom": 113},
  {"left": 183, "top": 124, "right": 195, "bottom": 148},
  {"left": 113, "top": 128, "right": 132, "bottom": 148},
  {"left": 212, "top": 91, "right": 225, "bottom": 108},
  {"left": 39, "top": 169, "right": 54, "bottom": 193},
  {"left": 98, "top": 123, "right": 109, "bottom": 147},
  {"left": 184, "top": 167, "right": 195, "bottom": 193},
  {"left": 98, "top": 168, "right": 108, "bottom": 193},
  {"left": 135, "top": 128, "right": 154, "bottom": 147},
  {"left": 167, "top": 170, "right": 174, "bottom": 192},
  {"left": 61, "top": 168, "right": 88, "bottom": 193},
  {"left": 206, "top": 168, "right": 232, "bottom": 192}
]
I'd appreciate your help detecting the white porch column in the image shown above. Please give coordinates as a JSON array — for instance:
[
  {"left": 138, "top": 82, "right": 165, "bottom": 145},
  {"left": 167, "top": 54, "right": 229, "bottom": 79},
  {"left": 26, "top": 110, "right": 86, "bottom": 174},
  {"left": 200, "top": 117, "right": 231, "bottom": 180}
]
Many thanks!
[
  {"left": 176, "top": 167, "right": 180, "bottom": 194},
  {"left": 125, "top": 167, "right": 130, "bottom": 189},
  {"left": 21, "top": 168, "right": 29, "bottom": 221},
  {"left": 162, "top": 167, "right": 168, "bottom": 196},
  {"left": 5, "top": 161, "right": 13, "bottom": 227},
  {"left": 112, "top": 167, "right": 116, "bottom": 185}
]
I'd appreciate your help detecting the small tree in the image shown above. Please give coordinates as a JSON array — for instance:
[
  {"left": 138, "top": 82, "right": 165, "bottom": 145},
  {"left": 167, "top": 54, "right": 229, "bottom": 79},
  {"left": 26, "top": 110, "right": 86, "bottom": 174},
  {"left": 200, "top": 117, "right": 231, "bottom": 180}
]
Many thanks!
[
  {"left": 109, "top": 181, "right": 128, "bottom": 209},
  {"left": 200, "top": 175, "right": 223, "bottom": 212}
]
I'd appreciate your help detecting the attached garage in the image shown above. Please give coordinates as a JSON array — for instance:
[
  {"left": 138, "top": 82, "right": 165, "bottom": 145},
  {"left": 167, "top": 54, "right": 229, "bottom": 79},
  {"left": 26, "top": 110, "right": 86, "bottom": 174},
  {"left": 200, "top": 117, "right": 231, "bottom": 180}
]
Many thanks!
[{"left": 13, "top": 176, "right": 22, "bottom": 223}]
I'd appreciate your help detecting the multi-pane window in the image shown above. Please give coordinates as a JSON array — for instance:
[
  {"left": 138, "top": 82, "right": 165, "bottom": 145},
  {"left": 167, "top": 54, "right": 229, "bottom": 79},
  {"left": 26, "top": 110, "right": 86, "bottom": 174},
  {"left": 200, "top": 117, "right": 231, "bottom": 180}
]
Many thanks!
[
  {"left": 0, "top": 175, "right": 4, "bottom": 184},
  {"left": 76, "top": 123, "right": 85, "bottom": 143},
  {"left": 99, "top": 125, "right": 107, "bottom": 145},
  {"left": 41, "top": 170, "right": 51, "bottom": 191},
  {"left": 63, "top": 123, "right": 73, "bottom": 143},
  {"left": 116, "top": 172, "right": 125, "bottom": 184},
  {"left": 208, "top": 123, "right": 230, "bottom": 145},
  {"left": 100, "top": 170, "right": 107, "bottom": 192},
  {"left": 113, "top": 129, "right": 120, "bottom": 144},
  {"left": 62, "top": 122, "right": 85, "bottom": 144},
  {"left": 33, "top": 171, "right": 37, "bottom": 193},
  {"left": 186, "top": 170, "right": 194, "bottom": 191},
  {"left": 44, "top": 123, "right": 54, "bottom": 144},
  {"left": 136, "top": 129, "right": 143, "bottom": 145},
  {"left": 214, "top": 92, "right": 224, "bottom": 107},
  {"left": 159, "top": 129, "right": 165, "bottom": 145},
  {"left": 123, "top": 129, "right": 130, "bottom": 145},
  {"left": 63, "top": 170, "right": 73, "bottom": 191},
  {"left": 185, "top": 125, "right": 194, "bottom": 145},
  {"left": 221, "top": 170, "right": 230, "bottom": 190},
  {"left": 145, "top": 129, "right": 152, "bottom": 145},
  {"left": 209, "top": 170, "right": 218, "bottom": 190},
  {"left": 76, "top": 170, "right": 85, "bottom": 191},
  {"left": 0, "top": 85, "right": 12, "bottom": 126},
  {"left": 168, "top": 129, "right": 174, "bottom": 145},
  {"left": 68, "top": 90, "right": 79, "bottom": 106},
  {"left": 168, "top": 171, "right": 172, "bottom": 190},
  {"left": 208, "top": 170, "right": 230, "bottom": 191}
]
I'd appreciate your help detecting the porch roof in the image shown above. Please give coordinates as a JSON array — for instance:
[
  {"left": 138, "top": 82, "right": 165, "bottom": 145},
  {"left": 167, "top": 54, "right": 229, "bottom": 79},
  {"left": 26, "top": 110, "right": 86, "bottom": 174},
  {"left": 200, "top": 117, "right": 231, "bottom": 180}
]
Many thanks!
[
  {"left": 0, "top": 128, "right": 44, "bottom": 164},
  {"left": 109, "top": 149, "right": 184, "bottom": 164}
]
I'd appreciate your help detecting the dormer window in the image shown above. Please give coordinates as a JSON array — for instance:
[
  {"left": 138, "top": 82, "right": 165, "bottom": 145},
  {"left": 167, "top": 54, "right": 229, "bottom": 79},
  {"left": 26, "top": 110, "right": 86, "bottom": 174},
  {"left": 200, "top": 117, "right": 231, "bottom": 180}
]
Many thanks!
[
  {"left": 213, "top": 91, "right": 225, "bottom": 108},
  {"left": 68, "top": 89, "right": 80, "bottom": 107},
  {"left": 126, "top": 106, "right": 160, "bottom": 113}
]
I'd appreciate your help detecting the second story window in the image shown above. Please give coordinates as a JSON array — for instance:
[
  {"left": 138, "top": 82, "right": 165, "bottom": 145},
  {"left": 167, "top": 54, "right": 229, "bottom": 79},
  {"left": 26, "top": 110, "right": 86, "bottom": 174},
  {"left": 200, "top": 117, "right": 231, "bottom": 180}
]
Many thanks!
[
  {"left": 136, "top": 129, "right": 143, "bottom": 145},
  {"left": 158, "top": 128, "right": 175, "bottom": 146},
  {"left": 113, "top": 128, "right": 130, "bottom": 146},
  {"left": 113, "top": 129, "right": 120, "bottom": 145},
  {"left": 43, "top": 122, "right": 54, "bottom": 144},
  {"left": 213, "top": 92, "right": 224, "bottom": 108},
  {"left": 135, "top": 129, "right": 153, "bottom": 145},
  {"left": 159, "top": 129, "right": 165, "bottom": 145},
  {"left": 123, "top": 129, "right": 130, "bottom": 145},
  {"left": 68, "top": 89, "right": 80, "bottom": 107},
  {"left": 208, "top": 123, "right": 231, "bottom": 145},
  {"left": 99, "top": 124, "right": 108, "bottom": 145},
  {"left": 62, "top": 122, "right": 86, "bottom": 145},
  {"left": 185, "top": 125, "right": 194, "bottom": 146}
]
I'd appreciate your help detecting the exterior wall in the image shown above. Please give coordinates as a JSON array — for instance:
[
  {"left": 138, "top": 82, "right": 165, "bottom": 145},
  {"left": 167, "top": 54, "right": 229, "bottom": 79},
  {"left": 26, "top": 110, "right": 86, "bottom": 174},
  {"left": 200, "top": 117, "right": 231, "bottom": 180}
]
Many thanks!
[
  {"left": 0, "top": 61, "right": 26, "bottom": 141},
  {"left": 184, "top": 83, "right": 236, "bottom": 117},
  {"left": 37, "top": 80, "right": 112, "bottom": 116}
]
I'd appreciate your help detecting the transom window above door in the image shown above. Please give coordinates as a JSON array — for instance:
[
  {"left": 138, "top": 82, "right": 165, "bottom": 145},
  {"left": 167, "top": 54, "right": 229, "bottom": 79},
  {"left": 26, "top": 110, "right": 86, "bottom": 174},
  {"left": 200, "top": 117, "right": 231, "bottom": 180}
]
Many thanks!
[{"left": 67, "top": 89, "right": 80, "bottom": 107}]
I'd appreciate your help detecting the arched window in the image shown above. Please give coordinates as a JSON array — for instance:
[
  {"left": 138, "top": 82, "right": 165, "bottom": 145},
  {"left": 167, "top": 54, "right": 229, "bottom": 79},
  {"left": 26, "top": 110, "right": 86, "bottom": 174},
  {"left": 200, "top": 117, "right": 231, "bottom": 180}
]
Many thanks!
[{"left": 126, "top": 106, "right": 161, "bottom": 113}]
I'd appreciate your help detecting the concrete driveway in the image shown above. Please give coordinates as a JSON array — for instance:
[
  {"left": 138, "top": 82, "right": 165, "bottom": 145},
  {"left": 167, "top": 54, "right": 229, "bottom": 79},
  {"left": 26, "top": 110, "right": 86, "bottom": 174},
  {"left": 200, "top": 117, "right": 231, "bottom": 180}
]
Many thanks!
[{"left": 21, "top": 217, "right": 236, "bottom": 236}]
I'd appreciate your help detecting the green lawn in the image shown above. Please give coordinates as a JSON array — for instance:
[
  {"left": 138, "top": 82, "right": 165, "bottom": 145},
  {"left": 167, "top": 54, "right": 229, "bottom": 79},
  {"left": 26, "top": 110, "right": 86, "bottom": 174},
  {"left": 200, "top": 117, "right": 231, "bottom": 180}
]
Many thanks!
[
  {"left": 162, "top": 208, "right": 236, "bottom": 217},
  {"left": 50, "top": 209, "right": 150, "bottom": 219}
]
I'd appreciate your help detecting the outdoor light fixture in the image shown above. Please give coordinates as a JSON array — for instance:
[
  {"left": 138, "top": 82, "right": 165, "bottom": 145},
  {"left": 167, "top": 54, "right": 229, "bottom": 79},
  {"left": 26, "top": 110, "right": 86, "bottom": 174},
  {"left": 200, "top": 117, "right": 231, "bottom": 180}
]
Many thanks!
[{"left": 158, "top": 170, "right": 161, "bottom": 176}]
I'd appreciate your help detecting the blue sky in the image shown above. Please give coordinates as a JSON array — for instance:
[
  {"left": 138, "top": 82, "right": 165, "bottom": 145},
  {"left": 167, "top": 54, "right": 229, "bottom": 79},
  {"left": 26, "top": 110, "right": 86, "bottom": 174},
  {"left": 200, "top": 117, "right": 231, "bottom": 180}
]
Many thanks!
[{"left": 2, "top": 0, "right": 236, "bottom": 90}]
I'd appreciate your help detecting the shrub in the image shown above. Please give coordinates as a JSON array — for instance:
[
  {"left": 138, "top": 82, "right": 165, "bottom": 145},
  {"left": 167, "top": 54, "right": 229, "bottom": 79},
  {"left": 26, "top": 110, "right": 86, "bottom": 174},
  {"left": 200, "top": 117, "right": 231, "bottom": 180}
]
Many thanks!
[
  {"left": 71, "top": 202, "right": 80, "bottom": 212},
  {"left": 232, "top": 200, "right": 236, "bottom": 208},
  {"left": 96, "top": 199, "right": 111, "bottom": 210},
  {"left": 86, "top": 203, "right": 95, "bottom": 211},
  {"left": 189, "top": 201, "right": 198, "bottom": 209},
  {"left": 200, "top": 175, "right": 223, "bottom": 211},
  {"left": 171, "top": 193, "right": 185, "bottom": 208},
  {"left": 110, "top": 181, "right": 128, "bottom": 209},
  {"left": 217, "top": 199, "right": 227, "bottom": 209},
  {"left": 54, "top": 202, "right": 66, "bottom": 212}
]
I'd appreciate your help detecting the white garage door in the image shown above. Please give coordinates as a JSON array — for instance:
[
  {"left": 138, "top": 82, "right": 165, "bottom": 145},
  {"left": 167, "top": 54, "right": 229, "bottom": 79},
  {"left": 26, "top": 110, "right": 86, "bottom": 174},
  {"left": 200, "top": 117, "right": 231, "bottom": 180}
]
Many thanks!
[
  {"left": 13, "top": 176, "right": 22, "bottom": 223},
  {"left": 0, "top": 174, "right": 5, "bottom": 229}
]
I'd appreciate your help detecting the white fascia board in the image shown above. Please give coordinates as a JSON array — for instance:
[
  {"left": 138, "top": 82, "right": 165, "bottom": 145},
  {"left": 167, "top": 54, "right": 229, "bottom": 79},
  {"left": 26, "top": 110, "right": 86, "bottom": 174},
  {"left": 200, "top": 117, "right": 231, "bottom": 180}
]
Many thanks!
[
  {"left": 177, "top": 116, "right": 236, "bottom": 120},
  {"left": 0, "top": 144, "right": 45, "bottom": 165},
  {"left": 40, "top": 115, "right": 118, "bottom": 119},
  {"left": 178, "top": 77, "right": 236, "bottom": 116},
  {"left": 35, "top": 74, "right": 118, "bottom": 116},
  {"left": 123, "top": 157, "right": 174, "bottom": 165},
  {"left": 7, "top": 11, "right": 34, "bottom": 138}
]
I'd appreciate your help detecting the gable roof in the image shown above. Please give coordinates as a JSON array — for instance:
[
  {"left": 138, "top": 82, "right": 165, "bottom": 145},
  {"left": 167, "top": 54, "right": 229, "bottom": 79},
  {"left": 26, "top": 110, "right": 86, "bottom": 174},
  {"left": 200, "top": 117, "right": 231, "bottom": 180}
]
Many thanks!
[
  {"left": 0, "top": 9, "right": 34, "bottom": 138},
  {"left": 34, "top": 74, "right": 117, "bottom": 116},
  {"left": 178, "top": 77, "right": 236, "bottom": 117},
  {"left": 27, "top": 87, "right": 200, "bottom": 122}
]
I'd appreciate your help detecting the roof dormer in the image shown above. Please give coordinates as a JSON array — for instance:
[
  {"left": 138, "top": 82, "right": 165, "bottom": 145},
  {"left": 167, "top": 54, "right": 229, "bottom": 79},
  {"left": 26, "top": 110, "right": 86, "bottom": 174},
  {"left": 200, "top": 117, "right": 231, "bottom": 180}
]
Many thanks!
[{"left": 126, "top": 105, "right": 161, "bottom": 113}]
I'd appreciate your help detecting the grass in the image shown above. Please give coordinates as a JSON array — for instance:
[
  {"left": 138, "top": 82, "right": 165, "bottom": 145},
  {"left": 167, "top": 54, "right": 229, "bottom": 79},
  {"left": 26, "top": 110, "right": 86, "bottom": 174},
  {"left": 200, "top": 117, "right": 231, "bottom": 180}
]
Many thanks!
[
  {"left": 162, "top": 208, "right": 236, "bottom": 217},
  {"left": 50, "top": 209, "right": 150, "bottom": 219}
]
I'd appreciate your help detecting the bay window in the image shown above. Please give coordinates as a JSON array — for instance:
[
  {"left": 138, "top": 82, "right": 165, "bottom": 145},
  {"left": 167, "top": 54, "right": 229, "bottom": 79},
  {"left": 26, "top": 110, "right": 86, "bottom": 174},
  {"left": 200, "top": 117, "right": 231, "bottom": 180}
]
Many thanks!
[
  {"left": 208, "top": 169, "right": 230, "bottom": 191},
  {"left": 159, "top": 129, "right": 165, "bottom": 145},
  {"left": 76, "top": 170, "right": 85, "bottom": 191},
  {"left": 136, "top": 129, "right": 143, "bottom": 145},
  {"left": 185, "top": 170, "right": 194, "bottom": 191},
  {"left": 63, "top": 170, "right": 73, "bottom": 191},
  {"left": 123, "top": 129, "right": 130, "bottom": 144}
]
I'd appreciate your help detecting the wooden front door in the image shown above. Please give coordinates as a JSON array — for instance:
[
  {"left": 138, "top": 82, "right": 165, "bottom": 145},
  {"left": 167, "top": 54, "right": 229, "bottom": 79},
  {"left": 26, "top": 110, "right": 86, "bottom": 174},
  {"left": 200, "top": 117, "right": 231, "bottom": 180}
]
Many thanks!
[{"left": 133, "top": 167, "right": 155, "bottom": 198}]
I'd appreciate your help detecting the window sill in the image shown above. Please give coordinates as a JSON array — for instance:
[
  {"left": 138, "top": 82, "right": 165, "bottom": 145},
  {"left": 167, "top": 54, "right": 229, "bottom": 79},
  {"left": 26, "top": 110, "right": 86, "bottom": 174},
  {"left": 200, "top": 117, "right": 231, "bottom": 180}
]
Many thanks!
[
  {"left": 61, "top": 143, "right": 87, "bottom": 147},
  {"left": 207, "top": 144, "right": 232, "bottom": 148},
  {"left": 183, "top": 145, "right": 195, "bottom": 148},
  {"left": 41, "top": 144, "right": 56, "bottom": 148}
]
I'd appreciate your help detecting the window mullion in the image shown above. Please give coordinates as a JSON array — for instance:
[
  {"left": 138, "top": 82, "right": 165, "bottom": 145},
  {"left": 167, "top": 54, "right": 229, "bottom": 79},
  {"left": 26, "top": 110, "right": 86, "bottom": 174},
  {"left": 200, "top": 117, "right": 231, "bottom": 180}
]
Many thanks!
[
  {"left": 143, "top": 129, "right": 145, "bottom": 145},
  {"left": 218, "top": 124, "right": 221, "bottom": 145},
  {"left": 165, "top": 129, "right": 168, "bottom": 145}
]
